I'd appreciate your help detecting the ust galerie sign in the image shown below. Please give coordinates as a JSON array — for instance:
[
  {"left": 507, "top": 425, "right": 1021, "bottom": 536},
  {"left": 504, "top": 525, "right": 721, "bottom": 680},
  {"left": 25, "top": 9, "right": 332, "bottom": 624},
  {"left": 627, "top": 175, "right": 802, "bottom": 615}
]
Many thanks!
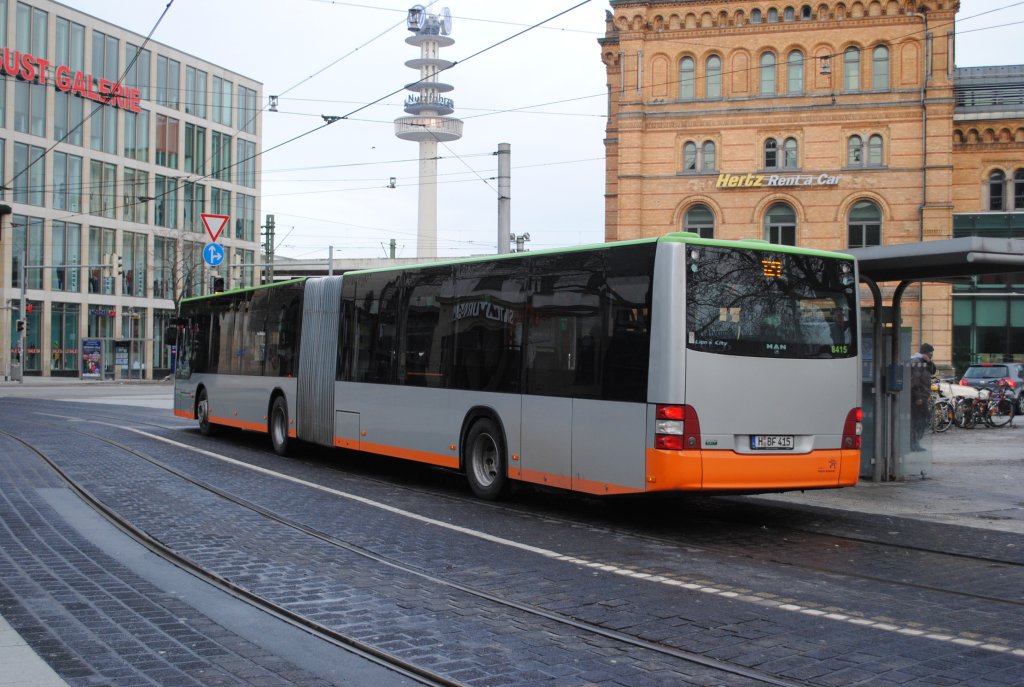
[
  {"left": 716, "top": 172, "right": 842, "bottom": 189},
  {"left": 0, "top": 48, "right": 142, "bottom": 113}
]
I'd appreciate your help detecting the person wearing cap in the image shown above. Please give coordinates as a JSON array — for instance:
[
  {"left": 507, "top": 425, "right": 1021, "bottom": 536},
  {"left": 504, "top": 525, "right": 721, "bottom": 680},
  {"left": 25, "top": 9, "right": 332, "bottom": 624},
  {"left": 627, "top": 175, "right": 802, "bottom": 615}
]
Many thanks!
[{"left": 909, "top": 343, "right": 936, "bottom": 451}]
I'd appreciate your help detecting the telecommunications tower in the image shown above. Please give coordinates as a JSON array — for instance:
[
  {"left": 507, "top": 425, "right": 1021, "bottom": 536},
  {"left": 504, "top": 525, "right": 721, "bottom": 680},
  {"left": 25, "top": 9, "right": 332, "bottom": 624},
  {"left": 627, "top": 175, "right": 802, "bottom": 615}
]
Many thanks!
[{"left": 394, "top": 5, "right": 463, "bottom": 258}]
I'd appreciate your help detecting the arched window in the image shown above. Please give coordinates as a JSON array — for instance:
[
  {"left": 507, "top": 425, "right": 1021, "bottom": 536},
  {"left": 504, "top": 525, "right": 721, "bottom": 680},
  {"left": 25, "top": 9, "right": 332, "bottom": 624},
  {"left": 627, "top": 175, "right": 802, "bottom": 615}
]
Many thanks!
[
  {"left": 679, "top": 57, "right": 695, "bottom": 100},
  {"left": 1015, "top": 170, "right": 1024, "bottom": 210},
  {"left": 764, "top": 138, "right": 778, "bottom": 168},
  {"left": 684, "top": 141, "right": 698, "bottom": 171},
  {"left": 848, "top": 135, "right": 863, "bottom": 166},
  {"left": 767, "top": 8, "right": 779, "bottom": 22},
  {"left": 848, "top": 200, "right": 881, "bottom": 248},
  {"left": 784, "top": 6, "right": 795, "bottom": 21},
  {"left": 765, "top": 202, "right": 797, "bottom": 245},
  {"left": 783, "top": 137, "right": 798, "bottom": 168},
  {"left": 867, "top": 134, "right": 883, "bottom": 166},
  {"left": 684, "top": 141, "right": 716, "bottom": 173},
  {"left": 989, "top": 170, "right": 1006, "bottom": 211},
  {"left": 702, "top": 141, "right": 716, "bottom": 171},
  {"left": 843, "top": 47, "right": 860, "bottom": 91},
  {"left": 706, "top": 55, "right": 722, "bottom": 98},
  {"left": 760, "top": 52, "right": 776, "bottom": 95},
  {"left": 787, "top": 50, "right": 804, "bottom": 94},
  {"left": 872, "top": 45, "right": 889, "bottom": 90},
  {"left": 751, "top": 8, "right": 762, "bottom": 23},
  {"left": 684, "top": 204, "right": 715, "bottom": 238},
  {"left": 801, "top": 4, "right": 812, "bottom": 19}
]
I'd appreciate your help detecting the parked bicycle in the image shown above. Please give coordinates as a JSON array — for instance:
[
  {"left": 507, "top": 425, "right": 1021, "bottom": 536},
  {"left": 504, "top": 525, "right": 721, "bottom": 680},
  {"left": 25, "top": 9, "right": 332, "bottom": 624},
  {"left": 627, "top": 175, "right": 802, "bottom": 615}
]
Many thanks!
[{"left": 953, "top": 379, "right": 1015, "bottom": 429}]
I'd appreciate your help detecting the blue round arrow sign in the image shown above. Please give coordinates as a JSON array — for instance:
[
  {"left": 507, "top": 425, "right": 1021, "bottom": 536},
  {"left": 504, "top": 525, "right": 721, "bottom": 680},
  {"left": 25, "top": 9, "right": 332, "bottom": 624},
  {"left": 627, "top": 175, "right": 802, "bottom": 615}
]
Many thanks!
[{"left": 204, "top": 242, "right": 225, "bottom": 267}]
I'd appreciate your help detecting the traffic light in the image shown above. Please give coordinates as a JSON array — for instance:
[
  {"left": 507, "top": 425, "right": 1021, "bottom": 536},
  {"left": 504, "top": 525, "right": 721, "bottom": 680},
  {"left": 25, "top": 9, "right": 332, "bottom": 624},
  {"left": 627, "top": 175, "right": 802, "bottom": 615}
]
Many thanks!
[
  {"left": 102, "top": 253, "right": 111, "bottom": 279},
  {"left": 16, "top": 319, "right": 25, "bottom": 333},
  {"left": 115, "top": 253, "right": 124, "bottom": 276}
]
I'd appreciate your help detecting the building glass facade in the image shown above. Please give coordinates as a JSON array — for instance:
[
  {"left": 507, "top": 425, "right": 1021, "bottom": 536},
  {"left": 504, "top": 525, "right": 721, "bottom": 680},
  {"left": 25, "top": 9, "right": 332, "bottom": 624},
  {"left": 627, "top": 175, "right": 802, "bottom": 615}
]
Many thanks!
[{"left": 0, "top": 0, "right": 263, "bottom": 379}]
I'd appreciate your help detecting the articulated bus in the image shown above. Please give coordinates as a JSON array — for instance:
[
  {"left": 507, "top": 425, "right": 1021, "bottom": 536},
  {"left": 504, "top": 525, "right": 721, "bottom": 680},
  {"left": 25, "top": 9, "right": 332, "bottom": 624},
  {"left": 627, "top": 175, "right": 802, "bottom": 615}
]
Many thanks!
[{"left": 171, "top": 233, "right": 862, "bottom": 499}]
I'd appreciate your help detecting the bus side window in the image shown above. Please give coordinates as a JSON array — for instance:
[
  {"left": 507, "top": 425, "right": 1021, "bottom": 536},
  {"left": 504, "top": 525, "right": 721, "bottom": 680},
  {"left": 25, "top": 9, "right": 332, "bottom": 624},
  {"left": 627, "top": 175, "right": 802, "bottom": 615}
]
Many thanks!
[{"left": 401, "top": 266, "right": 451, "bottom": 388}]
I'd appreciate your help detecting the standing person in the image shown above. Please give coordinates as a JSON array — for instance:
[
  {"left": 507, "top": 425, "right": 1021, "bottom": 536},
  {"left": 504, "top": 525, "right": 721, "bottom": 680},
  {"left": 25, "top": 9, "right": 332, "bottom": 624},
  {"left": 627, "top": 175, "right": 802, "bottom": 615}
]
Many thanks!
[{"left": 909, "top": 343, "right": 936, "bottom": 451}]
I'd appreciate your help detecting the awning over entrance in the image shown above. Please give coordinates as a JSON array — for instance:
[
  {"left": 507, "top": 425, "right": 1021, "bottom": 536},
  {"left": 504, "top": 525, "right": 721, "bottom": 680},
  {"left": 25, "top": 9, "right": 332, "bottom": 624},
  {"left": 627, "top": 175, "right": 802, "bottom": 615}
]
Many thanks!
[{"left": 842, "top": 236, "right": 1024, "bottom": 482}]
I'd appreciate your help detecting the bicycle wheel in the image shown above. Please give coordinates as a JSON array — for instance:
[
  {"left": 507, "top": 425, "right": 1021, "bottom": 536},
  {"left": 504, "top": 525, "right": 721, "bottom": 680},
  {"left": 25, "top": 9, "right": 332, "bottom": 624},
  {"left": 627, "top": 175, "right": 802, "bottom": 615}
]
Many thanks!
[
  {"left": 955, "top": 398, "right": 977, "bottom": 429},
  {"left": 932, "top": 399, "right": 954, "bottom": 433},
  {"left": 985, "top": 396, "right": 1015, "bottom": 428}
]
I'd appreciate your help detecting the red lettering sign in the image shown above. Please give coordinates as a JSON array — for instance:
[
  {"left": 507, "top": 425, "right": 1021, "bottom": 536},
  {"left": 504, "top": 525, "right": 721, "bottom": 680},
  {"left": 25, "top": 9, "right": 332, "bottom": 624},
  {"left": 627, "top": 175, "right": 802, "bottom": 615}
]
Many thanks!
[{"left": 1, "top": 48, "right": 141, "bottom": 113}]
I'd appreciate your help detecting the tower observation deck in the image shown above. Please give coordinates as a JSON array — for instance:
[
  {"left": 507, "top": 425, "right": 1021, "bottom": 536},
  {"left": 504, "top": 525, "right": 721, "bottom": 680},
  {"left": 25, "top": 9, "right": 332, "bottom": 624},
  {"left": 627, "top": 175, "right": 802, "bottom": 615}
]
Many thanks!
[{"left": 395, "top": 5, "right": 463, "bottom": 258}]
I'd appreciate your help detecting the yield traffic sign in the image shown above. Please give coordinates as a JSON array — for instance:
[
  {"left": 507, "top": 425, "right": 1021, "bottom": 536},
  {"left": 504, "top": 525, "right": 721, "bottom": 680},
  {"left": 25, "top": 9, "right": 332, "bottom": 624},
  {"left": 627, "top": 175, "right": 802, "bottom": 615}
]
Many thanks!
[{"left": 201, "top": 213, "right": 229, "bottom": 242}]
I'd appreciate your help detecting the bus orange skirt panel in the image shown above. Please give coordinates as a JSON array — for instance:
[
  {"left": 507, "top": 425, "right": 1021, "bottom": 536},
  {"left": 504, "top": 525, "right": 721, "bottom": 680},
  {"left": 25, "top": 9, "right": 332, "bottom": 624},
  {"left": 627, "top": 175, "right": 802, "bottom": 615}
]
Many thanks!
[{"left": 698, "top": 448, "right": 857, "bottom": 491}]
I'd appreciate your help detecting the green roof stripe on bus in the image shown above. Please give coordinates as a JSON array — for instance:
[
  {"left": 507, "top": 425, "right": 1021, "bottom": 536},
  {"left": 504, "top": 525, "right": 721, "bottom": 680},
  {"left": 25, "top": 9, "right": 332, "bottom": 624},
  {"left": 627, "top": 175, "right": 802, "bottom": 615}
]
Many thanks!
[
  {"left": 181, "top": 235, "right": 854, "bottom": 298},
  {"left": 180, "top": 277, "right": 307, "bottom": 304},
  {"left": 343, "top": 237, "right": 660, "bottom": 277},
  {"left": 657, "top": 232, "right": 856, "bottom": 260},
  {"left": 345, "top": 233, "right": 853, "bottom": 277}
]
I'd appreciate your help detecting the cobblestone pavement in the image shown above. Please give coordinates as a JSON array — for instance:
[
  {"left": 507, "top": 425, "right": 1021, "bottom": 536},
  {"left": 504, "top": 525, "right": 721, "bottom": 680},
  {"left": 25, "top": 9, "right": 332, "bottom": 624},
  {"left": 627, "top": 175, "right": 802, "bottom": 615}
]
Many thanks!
[{"left": 0, "top": 386, "right": 1022, "bottom": 686}]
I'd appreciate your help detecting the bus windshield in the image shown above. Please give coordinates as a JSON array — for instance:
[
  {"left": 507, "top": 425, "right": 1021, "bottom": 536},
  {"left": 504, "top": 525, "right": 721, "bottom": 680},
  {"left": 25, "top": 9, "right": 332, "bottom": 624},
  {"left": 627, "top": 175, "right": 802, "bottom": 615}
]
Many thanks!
[{"left": 686, "top": 245, "right": 857, "bottom": 359}]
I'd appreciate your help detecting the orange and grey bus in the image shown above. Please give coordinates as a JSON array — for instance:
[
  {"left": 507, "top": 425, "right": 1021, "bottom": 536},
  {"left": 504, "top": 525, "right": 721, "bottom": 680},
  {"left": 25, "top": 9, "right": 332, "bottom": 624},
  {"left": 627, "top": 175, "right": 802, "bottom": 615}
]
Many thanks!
[{"left": 172, "top": 233, "right": 862, "bottom": 499}]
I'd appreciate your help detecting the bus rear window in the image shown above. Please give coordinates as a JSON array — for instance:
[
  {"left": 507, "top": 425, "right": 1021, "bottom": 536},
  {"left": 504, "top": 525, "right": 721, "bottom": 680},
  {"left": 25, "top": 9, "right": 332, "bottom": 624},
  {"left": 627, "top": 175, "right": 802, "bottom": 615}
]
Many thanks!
[{"left": 686, "top": 246, "right": 857, "bottom": 359}]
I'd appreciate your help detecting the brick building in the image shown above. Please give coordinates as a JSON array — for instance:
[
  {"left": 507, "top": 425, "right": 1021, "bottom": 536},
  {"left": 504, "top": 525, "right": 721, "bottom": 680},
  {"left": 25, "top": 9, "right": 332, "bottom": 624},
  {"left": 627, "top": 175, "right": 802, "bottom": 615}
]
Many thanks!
[{"left": 599, "top": 0, "right": 1024, "bottom": 372}]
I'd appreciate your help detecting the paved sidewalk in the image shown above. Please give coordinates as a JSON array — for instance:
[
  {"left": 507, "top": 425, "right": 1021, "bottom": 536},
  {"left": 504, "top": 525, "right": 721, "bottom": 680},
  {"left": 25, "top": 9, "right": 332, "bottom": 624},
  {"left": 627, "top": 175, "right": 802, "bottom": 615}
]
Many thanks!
[
  {"left": 0, "top": 615, "right": 67, "bottom": 687},
  {"left": 755, "top": 420, "right": 1024, "bottom": 535}
]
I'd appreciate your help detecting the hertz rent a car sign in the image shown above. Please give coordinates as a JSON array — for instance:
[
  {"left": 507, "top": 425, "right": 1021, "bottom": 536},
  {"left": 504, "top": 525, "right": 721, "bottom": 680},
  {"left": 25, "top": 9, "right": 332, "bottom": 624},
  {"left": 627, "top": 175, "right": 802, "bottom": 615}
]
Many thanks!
[{"left": 716, "top": 172, "right": 842, "bottom": 189}]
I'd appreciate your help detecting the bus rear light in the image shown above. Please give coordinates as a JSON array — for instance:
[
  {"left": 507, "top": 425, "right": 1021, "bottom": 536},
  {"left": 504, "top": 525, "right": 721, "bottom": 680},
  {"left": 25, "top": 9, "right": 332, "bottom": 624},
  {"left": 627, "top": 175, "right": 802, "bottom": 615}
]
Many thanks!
[
  {"left": 656, "top": 434, "right": 684, "bottom": 450},
  {"left": 843, "top": 407, "right": 863, "bottom": 449},
  {"left": 655, "top": 404, "right": 701, "bottom": 451},
  {"left": 656, "top": 405, "right": 684, "bottom": 421}
]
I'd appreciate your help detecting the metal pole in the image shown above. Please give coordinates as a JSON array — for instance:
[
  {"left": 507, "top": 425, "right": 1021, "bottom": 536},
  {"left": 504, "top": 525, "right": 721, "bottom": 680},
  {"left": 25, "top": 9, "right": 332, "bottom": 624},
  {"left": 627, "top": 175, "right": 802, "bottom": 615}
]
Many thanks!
[
  {"left": 18, "top": 249, "right": 26, "bottom": 383},
  {"left": 328, "top": 245, "right": 334, "bottom": 276},
  {"left": 497, "top": 143, "right": 511, "bottom": 254}
]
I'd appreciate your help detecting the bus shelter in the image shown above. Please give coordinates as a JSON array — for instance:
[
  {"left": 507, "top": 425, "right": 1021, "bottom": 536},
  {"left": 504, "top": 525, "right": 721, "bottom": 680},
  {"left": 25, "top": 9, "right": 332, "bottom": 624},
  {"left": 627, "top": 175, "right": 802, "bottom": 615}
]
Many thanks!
[{"left": 846, "top": 236, "right": 1024, "bottom": 482}]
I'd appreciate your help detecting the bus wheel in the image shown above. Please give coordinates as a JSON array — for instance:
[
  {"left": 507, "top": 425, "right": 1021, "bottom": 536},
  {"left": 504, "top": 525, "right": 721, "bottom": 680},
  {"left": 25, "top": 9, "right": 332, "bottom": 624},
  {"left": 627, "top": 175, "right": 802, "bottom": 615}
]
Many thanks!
[
  {"left": 464, "top": 418, "right": 508, "bottom": 500},
  {"left": 270, "top": 396, "right": 291, "bottom": 456},
  {"left": 197, "top": 389, "right": 216, "bottom": 436}
]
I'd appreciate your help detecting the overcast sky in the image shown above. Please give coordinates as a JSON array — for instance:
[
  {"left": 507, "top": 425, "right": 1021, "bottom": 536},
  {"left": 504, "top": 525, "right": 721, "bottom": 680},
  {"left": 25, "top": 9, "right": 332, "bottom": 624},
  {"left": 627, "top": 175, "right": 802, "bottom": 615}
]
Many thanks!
[{"left": 62, "top": 0, "right": 1024, "bottom": 261}]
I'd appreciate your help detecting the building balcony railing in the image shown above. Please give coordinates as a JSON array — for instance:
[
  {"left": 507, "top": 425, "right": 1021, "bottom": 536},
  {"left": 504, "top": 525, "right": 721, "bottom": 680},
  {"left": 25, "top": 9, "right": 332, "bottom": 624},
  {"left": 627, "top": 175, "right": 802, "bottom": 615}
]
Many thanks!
[{"left": 394, "top": 116, "right": 463, "bottom": 142}]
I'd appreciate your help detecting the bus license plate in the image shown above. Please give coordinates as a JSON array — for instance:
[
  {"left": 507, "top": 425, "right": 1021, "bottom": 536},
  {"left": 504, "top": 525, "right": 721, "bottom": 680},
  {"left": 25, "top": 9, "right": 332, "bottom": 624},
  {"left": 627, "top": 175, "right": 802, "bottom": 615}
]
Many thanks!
[{"left": 751, "top": 435, "right": 794, "bottom": 450}]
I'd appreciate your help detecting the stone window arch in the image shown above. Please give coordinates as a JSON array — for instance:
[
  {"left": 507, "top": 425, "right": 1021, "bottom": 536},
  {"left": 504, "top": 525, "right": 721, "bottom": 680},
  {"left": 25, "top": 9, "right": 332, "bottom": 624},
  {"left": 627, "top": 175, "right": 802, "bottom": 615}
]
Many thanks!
[
  {"left": 787, "top": 50, "right": 804, "bottom": 94},
  {"left": 764, "top": 202, "right": 797, "bottom": 245},
  {"left": 848, "top": 200, "right": 881, "bottom": 247},
  {"left": 706, "top": 55, "right": 722, "bottom": 98},
  {"left": 989, "top": 170, "right": 1006, "bottom": 211},
  {"left": 684, "top": 204, "right": 715, "bottom": 238},
  {"left": 760, "top": 52, "right": 776, "bottom": 95},
  {"left": 872, "top": 45, "right": 889, "bottom": 90},
  {"left": 679, "top": 56, "right": 695, "bottom": 99},
  {"left": 843, "top": 47, "right": 861, "bottom": 91}
]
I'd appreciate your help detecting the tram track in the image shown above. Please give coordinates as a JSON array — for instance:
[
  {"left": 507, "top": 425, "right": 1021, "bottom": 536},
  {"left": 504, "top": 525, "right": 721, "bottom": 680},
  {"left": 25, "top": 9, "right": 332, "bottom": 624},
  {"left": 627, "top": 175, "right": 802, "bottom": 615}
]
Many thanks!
[
  {"left": 91, "top": 413, "right": 1024, "bottom": 612},
  {"left": 6, "top": 426, "right": 816, "bottom": 687},
  {"left": 33, "top": 409, "right": 1024, "bottom": 610}
]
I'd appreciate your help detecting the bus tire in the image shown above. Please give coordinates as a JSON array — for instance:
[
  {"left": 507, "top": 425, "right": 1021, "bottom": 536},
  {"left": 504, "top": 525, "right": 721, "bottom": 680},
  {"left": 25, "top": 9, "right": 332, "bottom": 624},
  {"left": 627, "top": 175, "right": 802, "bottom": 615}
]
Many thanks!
[
  {"left": 464, "top": 418, "right": 508, "bottom": 500},
  {"left": 197, "top": 388, "right": 217, "bottom": 436},
  {"left": 270, "top": 396, "right": 291, "bottom": 456}
]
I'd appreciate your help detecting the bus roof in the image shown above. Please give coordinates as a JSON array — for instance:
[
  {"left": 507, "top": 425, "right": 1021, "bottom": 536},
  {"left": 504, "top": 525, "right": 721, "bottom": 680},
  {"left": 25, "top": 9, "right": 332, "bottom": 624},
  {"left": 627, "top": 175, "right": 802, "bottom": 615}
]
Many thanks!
[
  {"left": 179, "top": 277, "right": 307, "bottom": 304},
  {"left": 344, "top": 232, "right": 855, "bottom": 277},
  {"left": 181, "top": 235, "right": 856, "bottom": 302}
]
